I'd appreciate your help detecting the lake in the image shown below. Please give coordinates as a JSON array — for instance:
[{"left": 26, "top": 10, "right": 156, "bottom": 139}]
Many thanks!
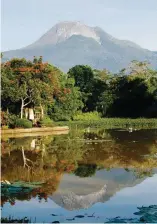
[{"left": 1, "top": 128, "right": 157, "bottom": 223}]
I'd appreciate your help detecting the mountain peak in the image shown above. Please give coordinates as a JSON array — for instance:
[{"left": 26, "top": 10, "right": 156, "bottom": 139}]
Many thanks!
[
  {"left": 55, "top": 21, "right": 84, "bottom": 26},
  {"left": 27, "top": 21, "right": 101, "bottom": 49}
]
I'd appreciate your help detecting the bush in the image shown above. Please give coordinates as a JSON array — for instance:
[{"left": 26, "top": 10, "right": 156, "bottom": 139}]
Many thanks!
[
  {"left": 1, "top": 113, "right": 19, "bottom": 129},
  {"left": 1, "top": 111, "right": 9, "bottom": 126},
  {"left": 1, "top": 112, "right": 20, "bottom": 129},
  {"left": 38, "top": 117, "right": 53, "bottom": 127},
  {"left": 15, "top": 118, "right": 32, "bottom": 128},
  {"left": 48, "top": 106, "right": 72, "bottom": 121},
  {"left": 8, "top": 114, "right": 19, "bottom": 128},
  {"left": 2, "top": 125, "right": 8, "bottom": 129},
  {"left": 73, "top": 111, "right": 101, "bottom": 121}
]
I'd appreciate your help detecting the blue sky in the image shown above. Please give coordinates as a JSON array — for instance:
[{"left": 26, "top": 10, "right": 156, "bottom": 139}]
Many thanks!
[{"left": 1, "top": 0, "right": 157, "bottom": 51}]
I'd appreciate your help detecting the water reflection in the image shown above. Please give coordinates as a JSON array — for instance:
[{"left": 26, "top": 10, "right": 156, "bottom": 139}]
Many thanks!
[{"left": 1, "top": 129, "right": 157, "bottom": 222}]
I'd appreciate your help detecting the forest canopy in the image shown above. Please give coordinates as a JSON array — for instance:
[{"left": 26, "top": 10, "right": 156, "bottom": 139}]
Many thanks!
[{"left": 1, "top": 57, "right": 157, "bottom": 128}]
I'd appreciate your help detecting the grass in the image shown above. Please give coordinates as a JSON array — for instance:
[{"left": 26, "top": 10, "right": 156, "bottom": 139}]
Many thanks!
[
  {"left": 56, "top": 118, "right": 157, "bottom": 129},
  {"left": 1, "top": 216, "right": 33, "bottom": 223},
  {"left": 73, "top": 111, "right": 100, "bottom": 121}
]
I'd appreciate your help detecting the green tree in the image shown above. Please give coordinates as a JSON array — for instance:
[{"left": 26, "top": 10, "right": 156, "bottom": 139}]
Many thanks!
[
  {"left": 92, "top": 69, "right": 113, "bottom": 114},
  {"left": 68, "top": 65, "right": 94, "bottom": 92},
  {"left": 146, "top": 73, "right": 157, "bottom": 117},
  {"left": 68, "top": 65, "right": 94, "bottom": 111},
  {"left": 112, "top": 76, "right": 153, "bottom": 117},
  {"left": 98, "top": 90, "right": 114, "bottom": 116},
  {"left": 48, "top": 78, "right": 83, "bottom": 121}
]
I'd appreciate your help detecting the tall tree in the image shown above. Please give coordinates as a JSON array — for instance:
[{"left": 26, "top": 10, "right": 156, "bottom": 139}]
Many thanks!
[
  {"left": 48, "top": 78, "right": 82, "bottom": 121},
  {"left": 68, "top": 65, "right": 94, "bottom": 111}
]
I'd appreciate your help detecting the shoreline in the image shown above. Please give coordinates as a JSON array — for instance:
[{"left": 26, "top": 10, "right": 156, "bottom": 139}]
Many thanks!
[{"left": 1, "top": 126, "right": 69, "bottom": 138}]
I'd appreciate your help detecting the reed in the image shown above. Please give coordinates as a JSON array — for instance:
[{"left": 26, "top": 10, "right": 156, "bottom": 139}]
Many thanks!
[{"left": 57, "top": 118, "right": 157, "bottom": 129}]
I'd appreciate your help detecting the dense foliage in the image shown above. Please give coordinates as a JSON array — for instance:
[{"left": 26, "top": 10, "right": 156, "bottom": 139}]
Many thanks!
[
  {"left": 1, "top": 58, "right": 157, "bottom": 127},
  {"left": 1, "top": 57, "right": 82, "bottom": 124},
  {"left": 38, "top": 116, "right": 54, "bottom": 127},
  {"left": 68, "top": 62, "right": 157, "bottom": 118}
]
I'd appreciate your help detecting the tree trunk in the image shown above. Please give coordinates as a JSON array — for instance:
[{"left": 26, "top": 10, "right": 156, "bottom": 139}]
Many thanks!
[
  {"left": 21, "top": 146, "right": 26, "bottom": 167},
  {"left": 40, "top": 104, "right": 44, "bottom": 118},
  {"left": 21, "top": 99, "right": 24, "bottom": 119}
]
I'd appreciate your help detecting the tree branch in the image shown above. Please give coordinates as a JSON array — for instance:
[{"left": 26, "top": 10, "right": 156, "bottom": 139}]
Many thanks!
[
  {"left": 23, "top": 100, "right": 32, "bottom": 107},
  {"left": 23, "top": 96, "right": 29, "bottom": 101}
]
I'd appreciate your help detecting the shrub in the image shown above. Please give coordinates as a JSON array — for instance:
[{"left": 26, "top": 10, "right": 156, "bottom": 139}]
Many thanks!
[
  {"left": 1, "top": 111, "right": 9, "bottom": 126},
  {"left": 2, "top": 125, "right": 9, "bottom": 129},
  {"left": 1, "top": 112, "right": 20, "bottom": 129},
  {"left": 73, "top": 111, "right": 101, "bottom": 121},
  {"left": 38, "top": 117, "right": 53, "bottom": 127},
  {"left": 8, "top": 114, "right": 19, "bottom": 128},
  {"left": 48, "top": 106, "right": 72, "bottom": 121},
  {"left": 1, "top": 112, "right": 19, "bottom": 129},
  {"left": 15, "top": 118, "right": 32, "bottom": 128}
]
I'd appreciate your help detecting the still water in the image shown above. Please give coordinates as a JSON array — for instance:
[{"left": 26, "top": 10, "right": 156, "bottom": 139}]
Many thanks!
[{"left": 1, "top": 128, "right": 157, "bottom": 223}]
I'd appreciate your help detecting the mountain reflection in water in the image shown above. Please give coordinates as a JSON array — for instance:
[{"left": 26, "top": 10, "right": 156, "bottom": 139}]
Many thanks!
[{"left": 1, "top": 128, "right": 157, "bottom": 223}]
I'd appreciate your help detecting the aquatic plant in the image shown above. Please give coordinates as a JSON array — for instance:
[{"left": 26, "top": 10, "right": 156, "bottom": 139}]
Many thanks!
[
  {"left": 106, "top": 205, "right": 157, "bottom": 223},
  {"left": 58, "top": 118, "right": 157, "bottom": 129}
]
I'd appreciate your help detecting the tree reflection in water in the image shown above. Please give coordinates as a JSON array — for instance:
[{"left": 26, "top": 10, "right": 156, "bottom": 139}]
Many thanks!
[
  {"left": 1, "top": 128, "right": 157, "bottom": 207},
  {"left": 74, "top": 164, "right": 97, "bottom": 177}
]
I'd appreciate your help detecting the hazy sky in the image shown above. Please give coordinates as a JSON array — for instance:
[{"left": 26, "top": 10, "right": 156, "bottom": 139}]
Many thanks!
[{"left": 1, "top": 0, "right": 157, "bottom": 51}]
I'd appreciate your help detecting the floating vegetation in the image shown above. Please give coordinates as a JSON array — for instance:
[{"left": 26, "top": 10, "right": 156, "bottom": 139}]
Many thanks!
[
  {"left": 106, "top": 205, "right": 157, "bottom": 223},
  {"left": 75, "top": 215, "right": 85, "bottom": 218},
  {"left": 1, "top": 181, "right": 43, "bottom": 196},
  {"left": 1, "top": 216, "right": 33, "bottom": 223},
  {"left": 2, "top": 206, "right": 156, "bottom": 223}
]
